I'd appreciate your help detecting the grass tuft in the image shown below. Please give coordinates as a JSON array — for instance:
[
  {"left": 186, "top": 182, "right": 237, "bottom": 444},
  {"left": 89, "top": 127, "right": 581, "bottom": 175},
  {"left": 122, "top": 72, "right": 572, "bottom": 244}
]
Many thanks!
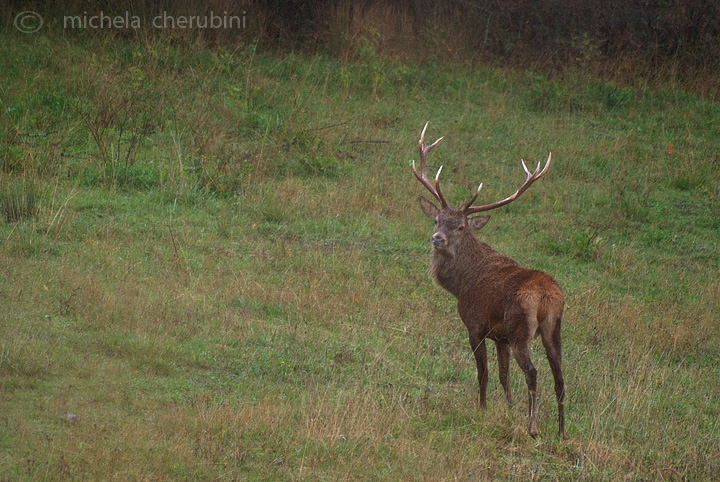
[{"left": 0, "top": 177, "right": 42, "bottom": 223}]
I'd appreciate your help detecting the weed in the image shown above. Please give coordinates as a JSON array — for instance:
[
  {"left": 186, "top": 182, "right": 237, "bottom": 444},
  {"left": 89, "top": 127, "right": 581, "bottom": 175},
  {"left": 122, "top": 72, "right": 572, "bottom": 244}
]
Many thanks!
[
  {"left": 0, "top": 176, "right": 42, "bottom": 223},
  {"left": 546, "top": 226, "right": 605, "bottom": 261}
]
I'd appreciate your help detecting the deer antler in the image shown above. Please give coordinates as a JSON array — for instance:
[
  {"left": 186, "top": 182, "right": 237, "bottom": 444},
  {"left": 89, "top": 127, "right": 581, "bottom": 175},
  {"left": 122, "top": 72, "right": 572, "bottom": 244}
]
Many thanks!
[
  {"left": 412, "top": 122, "right": 448, "bottom": 208},
  {"left": 463, "top": 153, "right": 552, "bottom": 214}
]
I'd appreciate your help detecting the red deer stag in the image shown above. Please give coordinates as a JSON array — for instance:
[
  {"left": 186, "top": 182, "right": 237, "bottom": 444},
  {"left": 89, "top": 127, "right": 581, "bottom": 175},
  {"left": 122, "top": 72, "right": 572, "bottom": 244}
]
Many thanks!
[{"left": 412, "top": 122, "right": 566, "bottom": 439}]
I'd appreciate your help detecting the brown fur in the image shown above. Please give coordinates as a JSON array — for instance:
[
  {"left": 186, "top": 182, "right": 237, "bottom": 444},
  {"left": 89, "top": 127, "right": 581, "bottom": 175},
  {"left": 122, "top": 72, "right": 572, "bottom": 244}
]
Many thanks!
[{"left": 420, "top": 200, "right": 567, "bottom": 438}]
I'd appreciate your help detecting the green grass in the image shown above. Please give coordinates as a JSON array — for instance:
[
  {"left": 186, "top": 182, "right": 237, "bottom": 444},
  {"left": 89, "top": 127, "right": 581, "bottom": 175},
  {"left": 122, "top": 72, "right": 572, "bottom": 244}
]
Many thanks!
[{"left": 1, "top": 29, "right": 719, "bottom": 481}]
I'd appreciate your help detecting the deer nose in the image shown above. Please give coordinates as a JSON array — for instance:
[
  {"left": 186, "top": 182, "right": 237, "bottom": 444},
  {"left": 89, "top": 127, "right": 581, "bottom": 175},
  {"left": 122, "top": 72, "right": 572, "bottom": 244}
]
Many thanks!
[{"left": 431, "top": 233, "right": 446, "bottom": 247}]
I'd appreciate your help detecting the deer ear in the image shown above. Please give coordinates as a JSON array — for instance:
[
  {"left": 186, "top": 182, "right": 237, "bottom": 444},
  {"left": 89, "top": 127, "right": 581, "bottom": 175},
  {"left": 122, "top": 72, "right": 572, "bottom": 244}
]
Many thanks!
[
  {"left": 468, "top": 215, "right": 490, "bottom": 231},
  {"left": 419, "top": 197, "right": 440, "bottom": 218}
]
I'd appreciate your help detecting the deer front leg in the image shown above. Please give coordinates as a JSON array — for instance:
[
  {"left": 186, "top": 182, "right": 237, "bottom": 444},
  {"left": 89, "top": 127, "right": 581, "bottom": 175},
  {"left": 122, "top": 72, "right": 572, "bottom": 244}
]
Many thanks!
[
  {"left": 496, "top": 341, "right": 512, "bottom": 405},
  {"left": 469, "top": 332, "right": 488, "bottom": 408}
]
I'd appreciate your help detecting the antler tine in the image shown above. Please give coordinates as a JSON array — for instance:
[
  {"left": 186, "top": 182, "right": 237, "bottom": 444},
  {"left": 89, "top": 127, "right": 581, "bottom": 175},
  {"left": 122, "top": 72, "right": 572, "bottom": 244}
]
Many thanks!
[
  {"left": 463, "top": 152, "right": 552, "bottom": 215},
  {"left": 537, "top": 152, "right": 552, "bottom": 177},
  {"left": 412, "top": 122, "right": 448, "bottom": 208},
  {"left": 461, "top": 183, "right": 483, "bottom": 211}
]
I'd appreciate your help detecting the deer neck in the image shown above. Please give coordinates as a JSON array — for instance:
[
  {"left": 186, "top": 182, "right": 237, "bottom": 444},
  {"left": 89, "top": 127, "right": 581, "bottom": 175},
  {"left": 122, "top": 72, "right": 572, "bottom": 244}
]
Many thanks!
[{"left": 429, "top": 234, "right": 497, "bottom": 299}]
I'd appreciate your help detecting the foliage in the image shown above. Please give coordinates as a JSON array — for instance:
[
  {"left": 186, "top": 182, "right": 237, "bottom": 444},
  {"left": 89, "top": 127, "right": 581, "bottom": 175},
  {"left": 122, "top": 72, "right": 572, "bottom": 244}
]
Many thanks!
[{"left": 3, "top": 0, "right": 718, "bottom": 99}]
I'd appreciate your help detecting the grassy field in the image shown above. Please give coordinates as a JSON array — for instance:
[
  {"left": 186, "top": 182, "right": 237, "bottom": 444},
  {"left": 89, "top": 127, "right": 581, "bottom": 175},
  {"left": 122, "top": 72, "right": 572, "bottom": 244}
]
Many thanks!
[{"left": 1, "top": 29, "right": 719, "bottom": 481}]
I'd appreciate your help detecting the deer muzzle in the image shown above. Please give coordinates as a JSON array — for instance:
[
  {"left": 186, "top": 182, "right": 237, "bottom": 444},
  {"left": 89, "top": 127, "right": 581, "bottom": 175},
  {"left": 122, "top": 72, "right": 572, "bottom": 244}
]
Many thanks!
[{"left": 431, "top": 232, "right": 447, "bottom": 248}]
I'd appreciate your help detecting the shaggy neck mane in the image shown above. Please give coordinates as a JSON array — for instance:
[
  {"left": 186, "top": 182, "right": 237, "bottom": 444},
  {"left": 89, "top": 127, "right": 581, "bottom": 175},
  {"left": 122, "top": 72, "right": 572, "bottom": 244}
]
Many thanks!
[{"left": 429, "top": 231, "right": 517, "bottom": 299}]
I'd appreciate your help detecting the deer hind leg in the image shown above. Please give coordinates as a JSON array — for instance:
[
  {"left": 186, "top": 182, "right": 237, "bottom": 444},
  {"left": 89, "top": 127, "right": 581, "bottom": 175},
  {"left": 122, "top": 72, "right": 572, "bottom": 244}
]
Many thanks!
[
  {"left": 512, "top": 340, "right": 539, "bottom": 437},
  {"left": 508, "top": 307, "right": 539, "bottom": 437},
  {"left": 496, "top": 341, "right": 512, "bottom": 405},
  {"left": 541, "top": 315, "right": 567, "bottom": 439},
  {"left": 469, "top": 331, "right": 489, "bottom": 408}
]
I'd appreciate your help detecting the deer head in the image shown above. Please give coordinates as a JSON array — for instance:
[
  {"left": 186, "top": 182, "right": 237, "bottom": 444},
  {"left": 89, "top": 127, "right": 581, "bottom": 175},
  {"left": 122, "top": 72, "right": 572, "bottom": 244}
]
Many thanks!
[{"left": 412, "top": 122, "right": 551, "bottom": 254}]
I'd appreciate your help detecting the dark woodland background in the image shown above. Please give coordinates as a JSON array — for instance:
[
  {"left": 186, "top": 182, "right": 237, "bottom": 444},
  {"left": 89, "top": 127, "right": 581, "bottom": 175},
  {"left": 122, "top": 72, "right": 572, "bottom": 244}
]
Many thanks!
[{"left": 4, "top": 0, "right": 720, "bottom": 98}]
